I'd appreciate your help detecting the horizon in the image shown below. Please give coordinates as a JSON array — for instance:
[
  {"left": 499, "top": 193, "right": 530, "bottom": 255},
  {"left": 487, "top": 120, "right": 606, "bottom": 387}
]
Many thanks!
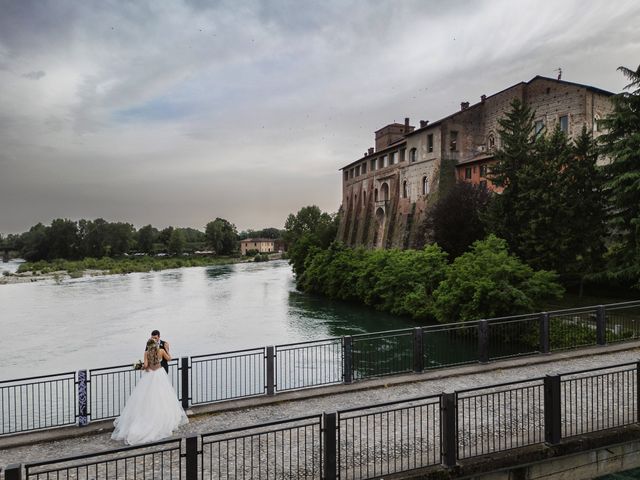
[{"left": 1, "top": 0, "right": 639, "bottom": 235}]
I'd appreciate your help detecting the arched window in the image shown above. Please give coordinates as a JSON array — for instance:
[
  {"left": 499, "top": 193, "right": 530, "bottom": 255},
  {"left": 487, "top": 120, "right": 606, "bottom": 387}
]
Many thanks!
[
  {"left": 488, "top": 134, "right": 495, "bottom": 150},
  {"left": 402, "top": 181, "right": 408, "bottom": 199},
  {"left": 380, "top": 182, "right": 389, "bottom": 201},
  {"left": 410, "top": 148, "right": 417, "bottom": 162},
  {"left": 374, "top": 188, "right": 378, "bottom": 202},
  {"left": 422, "top": 176, "right": 430, "bottom": 195}
]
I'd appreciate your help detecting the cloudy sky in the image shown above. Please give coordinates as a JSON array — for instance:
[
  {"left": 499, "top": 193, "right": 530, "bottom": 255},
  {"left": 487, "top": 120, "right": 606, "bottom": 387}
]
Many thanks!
[{"left": 1, "top": 0, "right": 638, "bottom": 234}]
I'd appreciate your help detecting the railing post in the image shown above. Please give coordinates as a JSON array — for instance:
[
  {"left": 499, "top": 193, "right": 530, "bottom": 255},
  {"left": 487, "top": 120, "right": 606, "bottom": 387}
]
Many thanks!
[
  {"left": 636, "top": 362, "right": 640, "bottom": 424},
  {"left": 185, "top": 435, "right": 198, "bottom": 480},
  {"left": 4, "top": 464, "right": 22, "bottom": 480},
  {"left": 477, "top": 320, "right": 489, "bottom": 364},
  {"left": 441, "top": 393, "right": 457, "bottom": 468},
  {"left": 539, "top": 312, "right": 550, "bottom": 354},
  {"left": 77, "top": 369, "right": 88, "bottom": 426},
  {"left": 323, "top": 412, "right": 338, "bottom": 480},
  {"left": 413, "top": 327, "right": 424, "bottom": 373},
  {"left": 266, "top": 346, "right": 276, "bottom": 395},
  {"left": 343, "top": 336, "right": 353, "bottom": 384},
  {"left": 544, "top": 375, "right": 562, "bottom": 445},
  {"left": 181, "top": 357, "right": 190, "bottom": 410},
  {"left": 596, "top": 305, "right": 606, "bottom": 346}
]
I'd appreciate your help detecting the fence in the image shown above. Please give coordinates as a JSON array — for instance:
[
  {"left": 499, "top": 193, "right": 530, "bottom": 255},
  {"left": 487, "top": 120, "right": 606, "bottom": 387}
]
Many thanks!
[
  {"left": 2, "top": 301, "right": 640, "bottom": 437},
  {"left": 5, "top": 360, "right": 640, "bottom": 480}
]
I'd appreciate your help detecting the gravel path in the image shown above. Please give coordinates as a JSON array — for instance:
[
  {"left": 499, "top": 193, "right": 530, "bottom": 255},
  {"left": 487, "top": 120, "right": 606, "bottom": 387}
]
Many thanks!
[{"left": 2, "top": 345, "right": 639, "bottom": 477}]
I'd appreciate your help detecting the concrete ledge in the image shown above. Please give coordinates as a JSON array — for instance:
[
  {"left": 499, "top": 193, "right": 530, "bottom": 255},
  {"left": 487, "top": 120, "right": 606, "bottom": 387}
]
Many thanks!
[{"left": 1, "top": 340, "right": 639, "bottom": 450}]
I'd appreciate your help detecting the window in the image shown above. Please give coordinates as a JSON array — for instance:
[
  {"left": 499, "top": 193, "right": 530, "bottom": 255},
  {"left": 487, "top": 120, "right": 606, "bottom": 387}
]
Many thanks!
[
  {"left": 488, "top": 134, "right": 495, "bottom": 150},
  {"left": 465, "top": 167, "right": 472, "bottom": 179},
  {"left": 559, "top": 115, "right": 568, "bottom": 133},
  {"left": 361, "top": 163, "right": 367, "bottom": 174},
  {"left": 427, "top": 134, "right": 434, "bottom": 153},
  {"left": 355, "top": 165, "right": 360, "bottom": 177},
  {"left": 399, "top": 149, "right": 406, "bottom": 162},
  {"left": 479, "top": 165, "right": 487, "bottom": 177},
  {"left": 349, "top": 168, "right": 354, "bottom": 179},
  {"left": 534, "top": 120, "right": 544, "bottom": 137},
  {"left": 374, "top": 188, "right": 378, "bottom": 202},
  {"left": 382, "top": 155, "right": 388, "bottom": 167},
  {"left": 422, "top": 176, "right": 430, "bottom": 195},
  {"left": 344, "top": 171, "right": 348, "bottom": 181},
  {"left": 389, "top": 152, "right": 396, "bottom": 165},
  {"left": 409, "top": 148, "right": 417, "bottom": 162},
  {"left": 402, "top": 180, "right": 408, "bottom": 199},
  {"left": 378, "top": 157, "right": 384, "bottom": 169},
  {"left": 371, "top": 158, "right": 376, "bottom": 171},
  {"left": 450, "top": 131, "right": 458, "bottom": 151}
]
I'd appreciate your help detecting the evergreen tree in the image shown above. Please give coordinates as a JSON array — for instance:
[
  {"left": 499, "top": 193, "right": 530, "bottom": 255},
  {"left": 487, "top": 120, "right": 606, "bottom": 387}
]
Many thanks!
[
  {"left": 486, "top": 98, "right": 536, "bottom": 250},
  {"left": 600, "top": 65, "right": 640, "bottom": 287}
]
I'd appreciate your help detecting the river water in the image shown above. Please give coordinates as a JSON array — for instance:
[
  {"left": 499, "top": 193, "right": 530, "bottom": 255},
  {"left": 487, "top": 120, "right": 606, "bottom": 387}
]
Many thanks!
[{"left": 0, "top": 259, "right": 417, "bottom": 380}]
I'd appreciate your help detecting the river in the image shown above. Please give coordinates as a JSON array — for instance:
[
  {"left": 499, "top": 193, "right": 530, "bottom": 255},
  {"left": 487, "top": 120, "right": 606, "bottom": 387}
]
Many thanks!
[{"left": 0, "top": 259, "right": 418, "bottom": 380}]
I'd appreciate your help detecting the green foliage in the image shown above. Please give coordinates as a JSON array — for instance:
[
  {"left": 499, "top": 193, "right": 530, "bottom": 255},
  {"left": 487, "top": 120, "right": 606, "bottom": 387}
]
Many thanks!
[
  {"left": 136, "top": 224, "right": 157, "bottom": 254},
  {"left": 238, "top": 227, "right": 284, "bottom": 240},
  {"left": 284, "top": 206, "right": 339, "bottom": 277},
  {"left": 425, "top": 181, "right": 491, "bottom": 258},
  {"left": 253, "top": 253, "right": 270, "bottom": 262},
  {"left": 167, "top": 229, "right": 185, "bottom": 255},
  {"left": 432, "top": 235, "right": 564, "bottom": 323},
  {"left": 600, "top": 65, "right": 640, "bottom": 287},
  {"left": 205, "top": 218, "right": 238, "bottom": 255}
]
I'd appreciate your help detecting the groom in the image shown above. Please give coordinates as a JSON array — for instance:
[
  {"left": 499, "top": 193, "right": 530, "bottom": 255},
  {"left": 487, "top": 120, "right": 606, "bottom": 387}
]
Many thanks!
[{"left": 150, "top": 329, "right": 169, "bottom": 373}]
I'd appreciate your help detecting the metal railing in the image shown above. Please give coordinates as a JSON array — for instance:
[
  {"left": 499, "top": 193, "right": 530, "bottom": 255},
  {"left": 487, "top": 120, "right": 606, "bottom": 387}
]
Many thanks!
[
  {"left": 2, "top": 300, "right": 640, "bottom": 437},
  {"left": 200, "top": 415, "right": 322, "bottom": 479},
  {"left": 6, "top": 360, "right": 640, "bottom": 480},
  {"left": 190, "top": 348, "right": 265, "bottom": 405},
  {"left": 337, "top": 395, "right": 441, "bottom": 480},
  {"left": 0, "top": 372, "right": 76, "bottom": 435}
]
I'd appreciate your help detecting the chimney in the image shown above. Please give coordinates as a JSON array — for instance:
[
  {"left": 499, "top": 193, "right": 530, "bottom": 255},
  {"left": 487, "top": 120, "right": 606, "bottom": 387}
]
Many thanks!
[
  {"left": 404, "top": 117, "right": 410, "bottom": 127},
  {"left": 481, "top": 94, "right": 486, "bottom": 103},
  {"left": 461, "top": 101, "right": 470, "bottom": 111},
  {"left": 368, "top": 147, "right": 374, "bottom": 155},
  {"left": 420, "top": 120, "right": 429, "bottom": 128}
]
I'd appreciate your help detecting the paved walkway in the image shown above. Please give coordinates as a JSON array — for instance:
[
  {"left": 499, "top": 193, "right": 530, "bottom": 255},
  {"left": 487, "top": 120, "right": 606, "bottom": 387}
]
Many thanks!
[{"left": 2, "top": 342, "right": 639, "bottom": 472}]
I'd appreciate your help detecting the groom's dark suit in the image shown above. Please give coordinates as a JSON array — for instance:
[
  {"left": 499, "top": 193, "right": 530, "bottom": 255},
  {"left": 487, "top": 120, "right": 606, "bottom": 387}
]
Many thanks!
[{"left": 158, "top": 340, "right": 169, "bottom": 373}]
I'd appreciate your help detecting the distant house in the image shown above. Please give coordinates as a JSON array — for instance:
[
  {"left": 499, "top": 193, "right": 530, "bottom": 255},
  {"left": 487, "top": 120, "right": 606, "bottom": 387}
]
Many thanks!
[{"left": 240, "top": 238, "right": 276, "bottom": 255}]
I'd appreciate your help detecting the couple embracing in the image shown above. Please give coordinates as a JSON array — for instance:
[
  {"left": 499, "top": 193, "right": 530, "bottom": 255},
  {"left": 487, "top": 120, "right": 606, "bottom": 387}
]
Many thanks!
[{"left": 111, "top": 330, "right": 188, "bottom": 445}]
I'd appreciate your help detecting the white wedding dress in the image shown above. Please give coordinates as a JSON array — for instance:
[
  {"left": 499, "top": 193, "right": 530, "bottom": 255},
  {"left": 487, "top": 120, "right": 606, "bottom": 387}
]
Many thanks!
[{"left": 111, "top": 359, "right": 188, "bottom": 445}]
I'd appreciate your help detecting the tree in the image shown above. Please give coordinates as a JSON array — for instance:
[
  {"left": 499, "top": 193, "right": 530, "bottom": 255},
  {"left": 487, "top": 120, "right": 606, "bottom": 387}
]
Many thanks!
[
  {"left": 486, "top": 98, "right": 537, "bottom": 250},
  {"left": 205, "top": 218, "right": 238, "bottom": 255},
  {"left": 432, "top": 235, "right": 564, "bottom": 323},
  {"left": 167, "top": 229, "right": 185, "bottom": 255},
  {"left": 425, "top": 181, "right": 491, "bottom": 258},
  {"left": 600, "top": 64, "right": 640, "bottom": 287},
  {"left": 158, "top": 226, "right": 174, "bottom": 247},
  {"left": 47, "top": 219, "right": 81, "bottom": 260},
  {"left": 19, "top": 223, "right": 49, "bottom": 261},
  {"left": 136, "top": 224, "right": 157, "bottom": 254},
  {"left": 283, "top": 206, "right": 339, "bottom": 278}
]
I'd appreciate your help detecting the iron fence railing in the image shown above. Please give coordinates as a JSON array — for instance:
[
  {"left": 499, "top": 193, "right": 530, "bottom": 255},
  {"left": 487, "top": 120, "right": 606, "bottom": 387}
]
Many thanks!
[
  {"left": 275, "top": 339, "right": 342, "bottom": 392},
  {"left": 2, "top": 301, "right": 640, "bottom": 437},
  {"left": 200, "top": 415, "right": 322, "bottom": 480},
  {"left": 0, "top": 372, "right": 76, "bottom": 435},
  {"left": 456, "top": 378, "right": 545, "bottom": 459},
  {"left": 560, "top": 362, "right": 637, "bottom": 438},
  {"left": 351, "top": 329, "right": 414, "bottom": 380},
  {"left": 337, "top": 395, "right": 441, "bottom": 480},
  {"left": 6, "top": 360, "right": 640, "bottom": 479},
  {"left": 23, "top": 438, "right": 182, "bottom": 479},
  {"left": 190, "top": 348, "right": 265, "bottom": 404},
  {"left": 87, "top": 360, "right": 180, "bottom": 422},
  {"left": 423, "top": 321, "right": 479, "bottom": 368}
]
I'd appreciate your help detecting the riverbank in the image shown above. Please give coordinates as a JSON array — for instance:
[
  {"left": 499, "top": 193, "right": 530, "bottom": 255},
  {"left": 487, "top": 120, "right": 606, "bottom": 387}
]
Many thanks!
[{"left": 0, "top": 255, "right": 275, "bottom": 285}]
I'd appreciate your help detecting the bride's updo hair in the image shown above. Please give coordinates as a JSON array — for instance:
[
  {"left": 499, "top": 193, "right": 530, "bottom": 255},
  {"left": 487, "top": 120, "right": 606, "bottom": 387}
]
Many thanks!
[{"left": 146, "top": 338, "right": 158, "bottom": 351}]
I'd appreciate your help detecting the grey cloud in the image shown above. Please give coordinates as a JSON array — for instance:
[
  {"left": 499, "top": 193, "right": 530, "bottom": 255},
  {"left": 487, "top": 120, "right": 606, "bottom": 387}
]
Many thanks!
[{"left": 21, "top": 70, "right": 45, "bottom": 80}]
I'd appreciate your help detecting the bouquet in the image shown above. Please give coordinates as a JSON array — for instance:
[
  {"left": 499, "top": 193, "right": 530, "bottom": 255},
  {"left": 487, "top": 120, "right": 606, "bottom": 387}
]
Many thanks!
[{"left": 133, "top": 360, "right": 143, "bottom": 370}]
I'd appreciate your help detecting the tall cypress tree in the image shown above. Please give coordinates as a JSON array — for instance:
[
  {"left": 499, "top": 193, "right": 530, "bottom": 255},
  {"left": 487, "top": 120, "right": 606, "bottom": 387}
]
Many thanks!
[{"left": 600, "top": 65, "right": 640, "bottom": 286}]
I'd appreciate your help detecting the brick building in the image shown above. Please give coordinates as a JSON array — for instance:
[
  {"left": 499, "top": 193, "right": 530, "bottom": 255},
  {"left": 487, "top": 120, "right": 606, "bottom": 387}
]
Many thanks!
[{"left": 337, "top": 76, "right": 614, "bottom": 249}]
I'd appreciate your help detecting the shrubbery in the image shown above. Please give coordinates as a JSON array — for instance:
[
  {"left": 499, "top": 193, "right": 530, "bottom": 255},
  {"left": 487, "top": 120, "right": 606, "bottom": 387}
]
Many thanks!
[{"left": 298, "top": 235, "right": 564, "bottom": 322}]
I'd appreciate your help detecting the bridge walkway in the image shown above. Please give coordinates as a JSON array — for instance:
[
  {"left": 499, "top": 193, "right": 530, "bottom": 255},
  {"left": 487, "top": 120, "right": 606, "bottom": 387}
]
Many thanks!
[{"left": 1, "top": 341, "right": 639, "bottom": 472}]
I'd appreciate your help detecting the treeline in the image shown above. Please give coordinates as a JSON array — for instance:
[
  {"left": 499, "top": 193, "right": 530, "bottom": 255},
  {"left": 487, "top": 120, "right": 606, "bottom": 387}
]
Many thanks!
[
  {"left": 4, "top": 217, "right": 284, "bottom": 262},
  {"left": 285, "top": 65, "right": 640, "bottom": 322}
]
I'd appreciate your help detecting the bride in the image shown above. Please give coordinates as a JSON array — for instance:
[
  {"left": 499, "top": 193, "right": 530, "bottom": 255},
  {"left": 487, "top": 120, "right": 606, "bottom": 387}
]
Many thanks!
[{"left": 111, "top": 338, "right": 188, "bottom": 445}]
